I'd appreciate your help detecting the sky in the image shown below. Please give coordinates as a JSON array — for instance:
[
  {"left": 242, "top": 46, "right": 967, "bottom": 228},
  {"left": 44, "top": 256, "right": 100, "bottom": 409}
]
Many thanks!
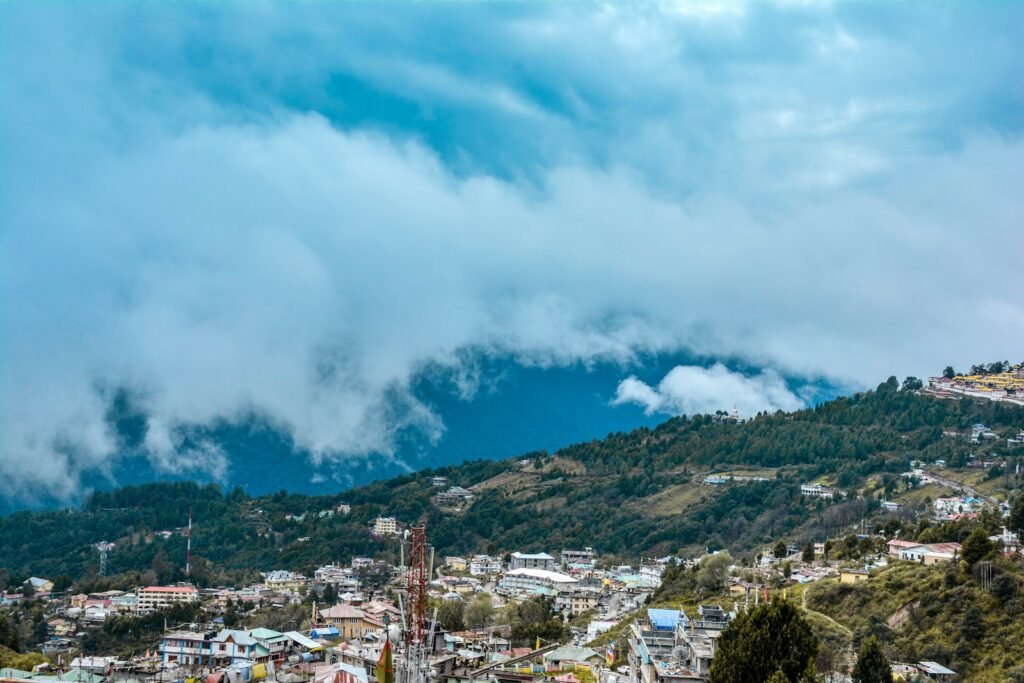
[{"left": 1, "top": 1, "right": 1022, "bottom": 503}]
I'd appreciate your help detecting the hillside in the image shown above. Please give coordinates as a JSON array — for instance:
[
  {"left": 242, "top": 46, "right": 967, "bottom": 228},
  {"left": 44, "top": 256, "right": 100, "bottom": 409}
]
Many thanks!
[
  {"left": 2, "top": 377, "right": 1023, "bottom": 589},
  {"left": 637, "top": 554, "right": 1024, "bottom": 681},
  {"left": 4, "top": 353, "right": 839, "bottom": 516}
]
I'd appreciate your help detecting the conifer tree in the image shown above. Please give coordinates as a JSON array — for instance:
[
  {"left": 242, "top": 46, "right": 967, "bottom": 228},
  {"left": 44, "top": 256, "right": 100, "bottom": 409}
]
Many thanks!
[
  {"left": 851, "top": 636, "right": 891, "bottom": 683},
  {"left": 709, "top": 598, "right": 818, "bottom": 683}
]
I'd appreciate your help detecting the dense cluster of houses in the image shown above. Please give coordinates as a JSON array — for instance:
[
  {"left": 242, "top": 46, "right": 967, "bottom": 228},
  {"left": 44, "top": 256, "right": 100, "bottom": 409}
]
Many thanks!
[
  {"left": 924, "top": 367, "right": 1024, "bottom": 406},
  {"left": 13, "top": 501, "right": 1024, "bottom": 683}
]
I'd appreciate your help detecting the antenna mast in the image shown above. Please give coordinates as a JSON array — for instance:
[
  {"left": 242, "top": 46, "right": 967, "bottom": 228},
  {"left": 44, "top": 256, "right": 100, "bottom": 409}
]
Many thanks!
[
  {"left": 185, "top": 506, "right": 193, "bottom": 578},
  {"left": 399, "top": 523, "right": 432, "bottom": 683}
]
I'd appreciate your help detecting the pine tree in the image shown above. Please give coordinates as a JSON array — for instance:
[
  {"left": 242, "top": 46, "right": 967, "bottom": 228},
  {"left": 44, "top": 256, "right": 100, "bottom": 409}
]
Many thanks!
[
  {"left": 851, "top": 636, "right": 891, "bottom": 683},
  {"left": 801, "top": 543, "right": 814, "bottom": 563},
  {"left": 961, "top": 527, "right": 995, "bottom": 567},
  {"left": 1010, "top": 496, "right": 1024, "bottom": 536},
  {"left": 709, "top": 598, "right": 818, "bottom": 683}
]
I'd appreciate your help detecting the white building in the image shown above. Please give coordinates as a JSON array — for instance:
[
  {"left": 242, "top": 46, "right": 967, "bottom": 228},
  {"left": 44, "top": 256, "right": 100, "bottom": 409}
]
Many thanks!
[
  {"left": 934, "top": 497, "right": 984, "bottom": 517},
  {"left": 498, "top": 567, "right": 578, "bottom": 595},
  {"left": 638, "top": 563, "right": 665, "bottom": 588},
  {"left": 800, "top": 483, "right": 835, "bottom": 500},
  {"left": 469, "top": 555, "right": 502, "bottom": 576},
  {"left": 136, "top": 585, "right": 199, "bottom": 613}
]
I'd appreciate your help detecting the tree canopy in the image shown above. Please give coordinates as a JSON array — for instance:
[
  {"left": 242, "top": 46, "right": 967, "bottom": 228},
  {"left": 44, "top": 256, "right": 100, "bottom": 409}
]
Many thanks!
[
  {"left": 709, "top": 598, "right": 818, "bottom": 683},
  {"left": 851, "top": 636, "right": 891, "bottom": 683}
]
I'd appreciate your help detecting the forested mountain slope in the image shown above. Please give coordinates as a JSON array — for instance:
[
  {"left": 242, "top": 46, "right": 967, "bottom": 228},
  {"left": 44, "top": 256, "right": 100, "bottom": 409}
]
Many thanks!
[{"left": 2, "top": 377, "right": 1022, "bottom": 589}]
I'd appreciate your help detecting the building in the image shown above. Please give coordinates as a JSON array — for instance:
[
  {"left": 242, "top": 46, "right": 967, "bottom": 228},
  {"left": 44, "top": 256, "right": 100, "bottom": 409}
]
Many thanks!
[
  {"left": 435, "top": 486, "right": 475, "bottom": 506},
  {"left": 560, "top": 548, "right": 597, "bottom": 568},
  {"left": 498, "top": 568, "right": 578, "bottom": 596},
  {"left": 555, "top": 587, "right": 601, "bottom": 616},
  {"left": 314, "top": 564, "right": 360, "bottom": 593},
  {"left": 887, "top": 539, "right": 920, "bottom": 557},
  {"left": 509, "top": 552, "right": 557, "bottom": 571},
  {"left": 627, "top": 609, "right": 683, "bottom": 683},
  {"left": 372, "top": 517, "right": 399, "bottom": 536},
  {"left": 432, "top": 476, "right": 449, "bottom": 487},
  {"left": 159, "top": 628, "right": 316, "bottom": 668},
  {"left": 914, "top": 661, "right": 958, "bottom": 681},
  {"left": 263, "top": 570, "right": 309, "bottom": 593},
  {"left": 543, "top": 646, "right": 604, "bottom": 671},
  {"left": 23, "top": 577, "right": 54, "bottom": 596},
  {"left": 469, "top": 555, "right": 502, "bottom": 576},
  {"left": 318, "top": 604, "right": 385, "bottom": 639},
  {"left": 160, "top": 630, "right": 264, "bottom": 667},
  {"left": 989, "top": 527, "right": 1021, "bottom": 554},
  {"left": 934, "top": 497, "right": 984, "bottom": 519},
  {"left": 898, "top": 542, "right": 961, "bottom": 565},
  {"left": 638, "top": 563, "right": 665, "bottom": 588},
  {"left": 248, "top": 627, "right": 292, "bottom": 662},
  {"left": 800, "top": 483, "right": 835, "bottom": 500},
  {"left": 839, "top": 569, "right": 870, "bottom": 584},
  {"left": 136, "top": 585, "right": 199, "bottom": 613},
  {"left": 444, "top": 557, "right": 469, "bottom": 572}
]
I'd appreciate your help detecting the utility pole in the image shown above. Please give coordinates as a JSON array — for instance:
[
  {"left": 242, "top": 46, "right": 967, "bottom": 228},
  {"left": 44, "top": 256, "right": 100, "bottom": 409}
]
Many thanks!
[{"left": 185, "top": 507, "right": 193, "bottom": 578}]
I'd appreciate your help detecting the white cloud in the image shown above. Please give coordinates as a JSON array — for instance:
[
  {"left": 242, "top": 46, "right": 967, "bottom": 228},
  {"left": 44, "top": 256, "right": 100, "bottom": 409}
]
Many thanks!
[
  {"left": 614, "top": 364, "right": 805, "bottom": 417},
  {"left": 0, "top": 2, "right": 1022, "bottom": 503}
]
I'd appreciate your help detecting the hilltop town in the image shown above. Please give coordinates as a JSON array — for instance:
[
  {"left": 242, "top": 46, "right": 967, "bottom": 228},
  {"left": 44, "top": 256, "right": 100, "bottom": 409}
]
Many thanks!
[{"left": 3, "top": 374, "right": 1024, "bottom": 682}]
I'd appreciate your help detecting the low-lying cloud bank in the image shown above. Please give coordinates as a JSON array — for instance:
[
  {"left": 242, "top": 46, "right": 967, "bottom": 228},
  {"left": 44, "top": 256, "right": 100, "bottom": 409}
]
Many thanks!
[
  {"left": 0, "top": 2, "right": 1021, "bottom": 504},
  {"left": 614, "top": 364, "right": 805, "bottom": 417}
]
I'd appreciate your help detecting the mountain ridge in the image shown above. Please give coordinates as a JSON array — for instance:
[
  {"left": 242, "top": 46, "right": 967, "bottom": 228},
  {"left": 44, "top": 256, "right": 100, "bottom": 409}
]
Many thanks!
[{"left": 2, "top": 377, "right": 1021, "bottom": 586}]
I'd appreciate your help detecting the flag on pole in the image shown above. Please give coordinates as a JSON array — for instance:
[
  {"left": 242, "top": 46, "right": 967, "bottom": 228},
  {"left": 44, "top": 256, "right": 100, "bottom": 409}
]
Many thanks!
[{"left": 375, "top": 638, "right": 394, "bottom": 683}]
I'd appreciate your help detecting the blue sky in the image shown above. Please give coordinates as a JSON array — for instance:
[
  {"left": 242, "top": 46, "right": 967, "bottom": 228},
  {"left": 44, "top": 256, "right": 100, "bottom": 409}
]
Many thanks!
[{"left": 1, "top": 1, "right": 1022, "bottom": 501}]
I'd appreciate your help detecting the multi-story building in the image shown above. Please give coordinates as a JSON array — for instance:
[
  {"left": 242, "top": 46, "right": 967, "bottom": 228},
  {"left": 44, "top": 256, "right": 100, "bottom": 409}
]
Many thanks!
[
  {"left": 444, "top": 557, "right": 468, "bottom": 572},
  {"left": 638, "top": 563, "right": 665, "bottom": 588},
  {"left": 509, "top": 552, "right": 557, "bottom": 571},
  {"left": 159, "top": 628, "right": 318, "bottom": 668},
  {"left": 136, "top": 585, "right": 200, "bottom": 613},
  {"left": 372, "top": 517, "right": 399, "bottom": 536},
  {"left": 434, "top": 486, "right": 474, "bottom": 506},
  {"left": 160, "top": 630, "right": 263, "bottom": 667},
  {"left": 800, "top": 483, "right": 836, "bottom": 500},
  {"left": 263, "top": 570, "right": 309, "bottom": 593},
  {"left": 625, "top": 607, "right": 733, "bottom": 683},
  {"left": 498, "top": 568, "right": 578, "bottom": 596},
  {"left": 555, "top": 587, "right": 601, "bottom": 616},
  {"left": 560, "top": 548, "right": 597, "bottom": 568},
  {"left": 469, "top": 555, "right": 502, "bottom": 576},
  {"left": 627, "top": 610, "right": 683, "bottom": 683},
  {"left": 318, "top": 604, "right": 385, "bottom": 640}
]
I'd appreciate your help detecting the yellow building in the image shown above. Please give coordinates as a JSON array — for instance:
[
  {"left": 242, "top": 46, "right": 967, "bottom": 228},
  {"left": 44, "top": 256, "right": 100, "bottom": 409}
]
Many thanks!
[{"left": 839, "top": 569, "right": 870, "bottom": 584}]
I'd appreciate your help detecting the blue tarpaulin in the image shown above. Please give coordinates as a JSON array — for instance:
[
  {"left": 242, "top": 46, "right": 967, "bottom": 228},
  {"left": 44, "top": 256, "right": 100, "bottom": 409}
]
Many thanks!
[
  {"left": 310, "top": 627, "right": 339, "bottom": 638},
  {"left": 647, "top": 609, "right": 681, "bottom": 631}
]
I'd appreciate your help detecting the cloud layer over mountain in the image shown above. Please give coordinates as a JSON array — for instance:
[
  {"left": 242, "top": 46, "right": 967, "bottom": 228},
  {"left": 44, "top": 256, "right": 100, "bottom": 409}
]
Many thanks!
[
  {"left": 1, "top": 2, "right": 1022, "bottom": 502},
  {"left": 614, "top": 364, "right": 805, "bottom": 417}
]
